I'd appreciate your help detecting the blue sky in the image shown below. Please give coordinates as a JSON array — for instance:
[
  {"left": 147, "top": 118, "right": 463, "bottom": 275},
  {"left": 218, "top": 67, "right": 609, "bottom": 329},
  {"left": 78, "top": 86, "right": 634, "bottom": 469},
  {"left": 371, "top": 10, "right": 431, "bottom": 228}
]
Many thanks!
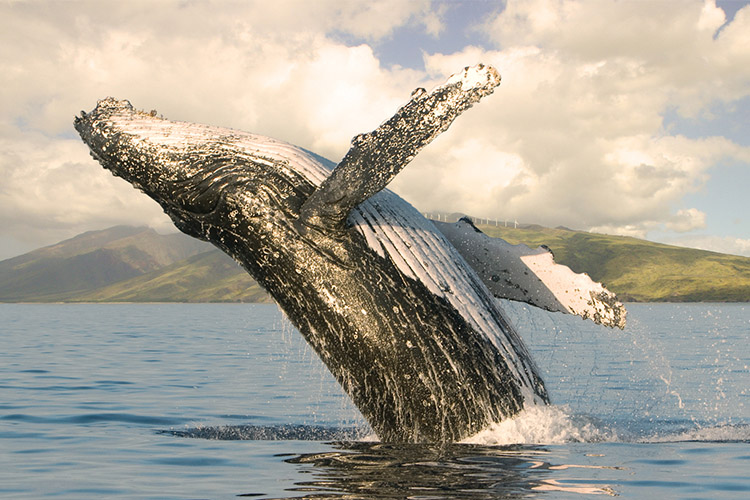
[{"left": 1, "top": 0, "right": 749, "bottom": 259}]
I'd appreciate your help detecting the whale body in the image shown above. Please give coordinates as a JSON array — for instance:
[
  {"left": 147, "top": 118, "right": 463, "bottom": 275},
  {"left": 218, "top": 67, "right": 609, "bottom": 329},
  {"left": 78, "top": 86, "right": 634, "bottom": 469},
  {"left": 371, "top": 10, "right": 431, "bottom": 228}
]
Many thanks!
[{"left": 75, "top": 65, "right": 624, "bottom": 443}]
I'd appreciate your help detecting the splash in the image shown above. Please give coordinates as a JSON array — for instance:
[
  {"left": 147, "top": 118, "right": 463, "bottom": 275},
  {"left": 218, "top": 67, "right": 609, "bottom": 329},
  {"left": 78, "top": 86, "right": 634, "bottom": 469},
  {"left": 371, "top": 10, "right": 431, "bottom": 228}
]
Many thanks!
[
  {"left": 459, "top": 406, "right": 750, "bottom": 446},
  {"left": 462, "top": 405, "right": 617, "bottom": 445}
]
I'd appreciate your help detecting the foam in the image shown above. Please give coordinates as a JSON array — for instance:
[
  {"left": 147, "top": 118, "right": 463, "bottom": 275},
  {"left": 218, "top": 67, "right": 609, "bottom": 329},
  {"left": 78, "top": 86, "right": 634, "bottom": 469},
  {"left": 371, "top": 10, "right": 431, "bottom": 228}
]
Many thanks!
[
  {"left": 462, "top": 405, "right": 616, "bottom": 445},
  {"left": 462, "top": 406, "right": 750, "bottom": 445}
]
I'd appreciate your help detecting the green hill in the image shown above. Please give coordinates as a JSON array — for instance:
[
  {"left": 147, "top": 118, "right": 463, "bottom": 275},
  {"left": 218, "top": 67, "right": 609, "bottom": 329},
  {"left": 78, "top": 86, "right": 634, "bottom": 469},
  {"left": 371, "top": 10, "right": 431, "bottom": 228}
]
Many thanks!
[
  {"left": 1, "top": 224, "right": 748, "bottom": 303},
  {"left": 474, "top": 223, "right": 750, "bottom": 302},
  {"left": 74, "top": 250, "right": 271, "bottom": 303},
  {"left": 0, "top": 226, "right": 213, "bottom": 302}
]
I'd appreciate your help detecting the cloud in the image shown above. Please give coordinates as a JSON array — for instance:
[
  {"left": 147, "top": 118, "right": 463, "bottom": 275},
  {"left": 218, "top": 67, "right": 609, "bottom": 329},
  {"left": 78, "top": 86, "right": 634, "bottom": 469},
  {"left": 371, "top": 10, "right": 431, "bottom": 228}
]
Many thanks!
[
  {"left": 667, "top": 208, "right": 707, "bottom": 233},
  {"left": 662, "top": 235, "right": 750, "bottom": 257},
  {"left": 0, "top": 130, "right": 172, "bottom": 249},
  {"left": 390, "top": 0, "right": 750, "bottom": 239},
  {"left": 1, "top": 0, "right": 749, "bottom": 259},
  {"left": 482, "top": 0, "right": 750, "bottom": 116},
  {"left": 0, "top": 1, "right": 433, "bottom": 257},
  {"left": 1, "top": 1, "right": 427, "bottom": 140}
]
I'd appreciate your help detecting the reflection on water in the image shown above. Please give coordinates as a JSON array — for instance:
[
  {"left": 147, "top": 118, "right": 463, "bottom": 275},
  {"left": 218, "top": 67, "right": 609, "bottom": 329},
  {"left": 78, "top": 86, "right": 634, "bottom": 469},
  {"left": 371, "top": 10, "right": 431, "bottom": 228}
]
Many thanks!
[
  {"left": 171, "top": 417, "right": 750, "bottom": 499},
  {"left": 166, "top": 419, "right": 750, "bottom": 499},
  {"left": 277, "top": 441, "right": 618, "bottom": 499},
  {"left": 166, "top": 421, "right": 622, "bottom": 497},
  {"left": 167, "top": 424, "right": 624, "bottom": 497}
]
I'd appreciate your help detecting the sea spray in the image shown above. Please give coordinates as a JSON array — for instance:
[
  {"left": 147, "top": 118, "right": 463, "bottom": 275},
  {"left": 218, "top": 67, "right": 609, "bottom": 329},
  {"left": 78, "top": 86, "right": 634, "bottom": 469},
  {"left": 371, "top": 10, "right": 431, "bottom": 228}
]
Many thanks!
[{"left": 462, "top": 405, "right": 617, "bottom": 445}]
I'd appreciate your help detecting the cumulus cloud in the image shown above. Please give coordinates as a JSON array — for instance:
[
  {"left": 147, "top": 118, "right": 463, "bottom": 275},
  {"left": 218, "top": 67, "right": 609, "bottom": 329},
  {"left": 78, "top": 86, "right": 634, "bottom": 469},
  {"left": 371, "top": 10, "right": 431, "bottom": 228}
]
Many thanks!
[
  {"left": 0, "top": 130, "right": 172, "bottom": 248},
  {"left": 391, "top": 0, "right": 750, "bottom": 240},
  {"left": 0, "top": 0, "right": 432, "bottom": 257},
  {"left": 1, "top": 1, "right": 427, "bottom": 144},
  {"left": 1, "top": 0, "right": 749, "bottom": 259},
  {"left": 667, "top": 208, "right": 707, "bottom": 233}
]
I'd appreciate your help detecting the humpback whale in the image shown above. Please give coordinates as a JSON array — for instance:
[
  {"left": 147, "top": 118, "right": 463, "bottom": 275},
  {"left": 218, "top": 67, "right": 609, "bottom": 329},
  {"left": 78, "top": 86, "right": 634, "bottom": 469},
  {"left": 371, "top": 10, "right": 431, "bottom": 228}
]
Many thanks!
[{"left": 75, "top": 65, "right": 625, "bottom": 443}]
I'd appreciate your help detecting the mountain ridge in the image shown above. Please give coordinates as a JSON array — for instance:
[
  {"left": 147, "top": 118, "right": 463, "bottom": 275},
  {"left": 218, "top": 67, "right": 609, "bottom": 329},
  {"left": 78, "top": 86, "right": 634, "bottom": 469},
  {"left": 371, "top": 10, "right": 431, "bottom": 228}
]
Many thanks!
[
  {"left": 0, "top": 226, "right": 214, "bottom": 302},
  {"left": 1, "top": 224, "right": 748, "bottom": 303}
]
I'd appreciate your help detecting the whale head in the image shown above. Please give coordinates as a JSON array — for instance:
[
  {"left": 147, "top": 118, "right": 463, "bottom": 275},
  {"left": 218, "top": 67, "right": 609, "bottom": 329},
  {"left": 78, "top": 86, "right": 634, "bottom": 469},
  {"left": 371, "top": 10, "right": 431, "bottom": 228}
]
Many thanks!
[{"left": 74, "top": 98, "right": 328, "bottom": 260}]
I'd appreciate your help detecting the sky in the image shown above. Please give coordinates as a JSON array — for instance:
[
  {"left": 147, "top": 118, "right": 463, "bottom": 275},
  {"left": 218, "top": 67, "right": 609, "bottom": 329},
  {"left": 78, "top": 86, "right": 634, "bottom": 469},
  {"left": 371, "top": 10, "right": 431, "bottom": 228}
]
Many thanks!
[{"left": 1, "top": 0, "right": 749, "bottom": 260}]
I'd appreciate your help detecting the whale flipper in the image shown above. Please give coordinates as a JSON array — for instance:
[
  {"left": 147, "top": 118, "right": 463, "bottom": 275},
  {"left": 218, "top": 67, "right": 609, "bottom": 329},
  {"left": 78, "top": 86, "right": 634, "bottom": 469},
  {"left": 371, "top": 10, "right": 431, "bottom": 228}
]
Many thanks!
[
  {"left": 297, "top": 65, "right": 501, "bottom": 235},
  {"left": 435, "top": 218, "right": 627, "bottom": 329}
]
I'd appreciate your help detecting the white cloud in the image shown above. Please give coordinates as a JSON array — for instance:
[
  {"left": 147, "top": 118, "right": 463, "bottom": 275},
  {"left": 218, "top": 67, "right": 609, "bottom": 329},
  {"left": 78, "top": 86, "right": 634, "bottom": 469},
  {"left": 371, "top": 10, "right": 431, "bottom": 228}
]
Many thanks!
[
  {"left": 1, "top": 0, "right": 749, "bottom": 259},
  {"left": 0, "top": 1, "right": 435, "bottom": 136},
  {"left": 0, "top": 0, "right": 432, "bottom": 257},
  {"left": 334, "top": 0, "right": 439, "bottom": 40},
  {"left": 390, "top": 0, "right": 750, "bottom": 240},
  {"left": 661, "top": 235, "right": 750, "bottom": 257},
  {"left": 483, "top": 0, "right": 750, "bottom": 115},
  {"left": 667, "top": 208, "right": 707, "bottom": 233},
  {"left": 0, "top": 131, "right": 172, "bottom": 249}
]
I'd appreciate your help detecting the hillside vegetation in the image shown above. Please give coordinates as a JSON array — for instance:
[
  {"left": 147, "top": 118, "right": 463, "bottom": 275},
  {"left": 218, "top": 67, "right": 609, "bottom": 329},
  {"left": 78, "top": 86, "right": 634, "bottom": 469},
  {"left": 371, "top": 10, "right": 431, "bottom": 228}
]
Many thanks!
[
  {"left": 0, "top": 226, "right": 267, "bottom": 303},
  {"left": 1, "top": 224, "right": 748, "bottom": 303},
  {"left": 76, "top": 251, "right": 271, "bottom": 303}
]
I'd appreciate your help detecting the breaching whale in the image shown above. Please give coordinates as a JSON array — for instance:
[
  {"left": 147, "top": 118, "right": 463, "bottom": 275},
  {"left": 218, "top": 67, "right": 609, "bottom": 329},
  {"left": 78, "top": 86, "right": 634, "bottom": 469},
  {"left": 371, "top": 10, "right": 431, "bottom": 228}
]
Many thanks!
[{"left": 75, "top": 64, "right": 625, "bottom": 443}]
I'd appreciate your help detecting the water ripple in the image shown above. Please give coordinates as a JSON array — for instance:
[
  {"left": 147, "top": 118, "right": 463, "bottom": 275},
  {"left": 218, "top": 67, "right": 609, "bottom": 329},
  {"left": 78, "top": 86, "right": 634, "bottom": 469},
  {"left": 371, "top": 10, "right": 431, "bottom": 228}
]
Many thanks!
[{"left": 1, "top": 413, "right": 176, "bottom": 426}]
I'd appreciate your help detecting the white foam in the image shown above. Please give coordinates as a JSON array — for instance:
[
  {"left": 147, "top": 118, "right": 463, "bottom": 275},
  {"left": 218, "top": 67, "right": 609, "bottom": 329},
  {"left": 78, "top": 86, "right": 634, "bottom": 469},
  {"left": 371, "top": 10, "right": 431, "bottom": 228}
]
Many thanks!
[
  {"left": 462, "top": 406, "right": 750, "bottom": 445},
  {"left": 462, "top": 405, "right": 616, "bottom": 445}
]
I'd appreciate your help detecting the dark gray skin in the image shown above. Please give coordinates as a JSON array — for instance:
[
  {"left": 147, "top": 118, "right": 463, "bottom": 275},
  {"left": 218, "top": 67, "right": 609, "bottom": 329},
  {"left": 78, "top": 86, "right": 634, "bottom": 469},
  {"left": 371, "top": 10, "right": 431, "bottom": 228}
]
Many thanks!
[{"left": 74, "top": 65, "right": 549, "bottom": 443}]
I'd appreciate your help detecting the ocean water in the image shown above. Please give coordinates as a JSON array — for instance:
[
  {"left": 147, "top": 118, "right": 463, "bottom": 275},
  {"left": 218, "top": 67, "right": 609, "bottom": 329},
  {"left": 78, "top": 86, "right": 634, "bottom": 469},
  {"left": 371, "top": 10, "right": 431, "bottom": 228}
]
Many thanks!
[{"left": 1, "top": 302, "right": 748, "bottom": 499}]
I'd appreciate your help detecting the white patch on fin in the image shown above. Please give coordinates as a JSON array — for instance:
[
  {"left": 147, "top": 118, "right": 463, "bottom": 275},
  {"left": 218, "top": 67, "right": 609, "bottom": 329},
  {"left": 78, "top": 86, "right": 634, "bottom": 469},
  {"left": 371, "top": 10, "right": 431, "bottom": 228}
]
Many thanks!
[{"left": 434, "top": 219, "right": 626, "bottom": 329}]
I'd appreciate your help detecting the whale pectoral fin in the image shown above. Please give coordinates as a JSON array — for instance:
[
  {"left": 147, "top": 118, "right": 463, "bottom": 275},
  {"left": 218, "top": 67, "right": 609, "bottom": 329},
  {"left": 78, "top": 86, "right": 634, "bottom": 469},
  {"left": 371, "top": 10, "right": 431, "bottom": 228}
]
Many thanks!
[
  {"left": 435, "top": 218, "right": 627, "bottom": 329},
  {"left": 296, "top": 64, "right": 501, "bottom": 234}
]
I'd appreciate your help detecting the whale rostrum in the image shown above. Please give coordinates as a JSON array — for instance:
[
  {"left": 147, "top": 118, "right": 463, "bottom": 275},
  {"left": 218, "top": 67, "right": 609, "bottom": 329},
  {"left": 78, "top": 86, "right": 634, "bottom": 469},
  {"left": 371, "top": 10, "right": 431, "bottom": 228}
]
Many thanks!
[{"left": 75, "top": 64, "right": 625, "bottom": 443}]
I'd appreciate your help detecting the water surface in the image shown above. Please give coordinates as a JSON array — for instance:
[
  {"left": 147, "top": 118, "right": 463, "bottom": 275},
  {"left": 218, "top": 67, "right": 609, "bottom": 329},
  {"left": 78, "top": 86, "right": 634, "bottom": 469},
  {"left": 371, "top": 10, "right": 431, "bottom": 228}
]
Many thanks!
[{"left": 1, "top": 302, "right": 748, "bottom": 498}]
